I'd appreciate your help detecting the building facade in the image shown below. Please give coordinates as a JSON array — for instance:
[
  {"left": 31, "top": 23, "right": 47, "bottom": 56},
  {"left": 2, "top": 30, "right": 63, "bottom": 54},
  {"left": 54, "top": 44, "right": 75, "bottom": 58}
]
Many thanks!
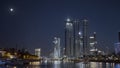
[
  {"left": 65, "top": 18, "right": 74, "bottom": 57},
  {"left": 64, "top": 18, "right": 90, "bottom": 58},
  {"left": 35, "top": 48, "right": 41, "bottom": 58},
  {"left": 65, "top": 18, "right": 80, "bottom": 58},
  {"left": 89, "top": 32, "right": 97, "bottom": 55},
  {"left": 53, "top": 37, "right": 61, "bottom": 59}
]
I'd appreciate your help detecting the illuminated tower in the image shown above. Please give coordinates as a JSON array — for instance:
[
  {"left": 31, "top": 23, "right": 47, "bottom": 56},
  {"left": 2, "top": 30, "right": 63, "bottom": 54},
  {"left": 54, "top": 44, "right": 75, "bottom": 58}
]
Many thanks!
[
  {"left": 89, "top": 32, "right": 97, "bottom": 55},
  {"left": 82, "top": 19, "right": 88, "bottom": 56},
  {"left": 79, "top": 32, "right": 83, "bottom": 57},
  {"left": 93, "top": 32, "right": 97, "bottom": 51},
  {"left": 65, "top": 18, "right": 80, "bottom": 57},
  {"left": 64, "top": 18, "right": 95, "bottom": 57},
  {"left": 65, "top": 18, "right": 74, "bottom": 57},
  {"left": 73, "top": 20, "right": 80, "bottom": 57},
  {"left": 35, "top": 48, "right": 41, "bottom": 58},
  {"left": 53, "top": 37, "right": 61, "bottom": 58}
]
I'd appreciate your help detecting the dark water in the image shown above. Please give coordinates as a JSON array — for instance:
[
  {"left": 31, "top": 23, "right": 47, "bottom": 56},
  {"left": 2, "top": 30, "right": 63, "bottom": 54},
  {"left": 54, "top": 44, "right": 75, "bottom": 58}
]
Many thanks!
[{"left": 0, "top": 61, "right": 120, "bottom": 68}]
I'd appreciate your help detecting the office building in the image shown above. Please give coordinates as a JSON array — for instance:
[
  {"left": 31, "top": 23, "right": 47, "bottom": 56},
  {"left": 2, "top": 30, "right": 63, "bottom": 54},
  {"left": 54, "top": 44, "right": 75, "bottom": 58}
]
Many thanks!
[
  {"left": 64, "top": 18, "right": 90, "bottom": 58},
  {"left": 35, "top": 48, "right": 41, "bottom": 58},
  {"left": 65, "top": 18, "right": 74, "bottom": 57},
  {"left": 53, "top": 37, "right": 61, "bottom": 59},
  {"left": 115, "top": 32, "right": 120, "bottom": 55},
  {"left": 89, "top": 32, "right": 97, "bottom": 55}
]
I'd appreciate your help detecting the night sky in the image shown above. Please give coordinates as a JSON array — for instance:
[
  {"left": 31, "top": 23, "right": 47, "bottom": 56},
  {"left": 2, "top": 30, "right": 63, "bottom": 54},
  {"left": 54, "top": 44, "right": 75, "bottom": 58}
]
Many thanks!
[{"left": 0, "top": 0, "right": 120, "bottom": 55}]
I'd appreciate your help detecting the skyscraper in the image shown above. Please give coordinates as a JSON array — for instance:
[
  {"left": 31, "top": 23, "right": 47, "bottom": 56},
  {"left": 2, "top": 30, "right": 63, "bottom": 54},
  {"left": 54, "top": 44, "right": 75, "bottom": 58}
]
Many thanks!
[
  {"left": 89, "top": 32, "right": 97, "bottom": 55},
  {"left": 82, "top": 19, "right": 88, "bottom": 56},
  {"left": 65, "top": 18, "right": 74, "bottom": 57},
  {"left": 73, "top": 20, "right": 80, "bottom": 57},
  {"left": 53, "top": 37, "right": 61, "bottom": 58},
  {"left": 65, "top": 18, "right": 80, "bottom": 57},
  {"left": 65, "top": 18, "right": 89, "bottom": 58}
]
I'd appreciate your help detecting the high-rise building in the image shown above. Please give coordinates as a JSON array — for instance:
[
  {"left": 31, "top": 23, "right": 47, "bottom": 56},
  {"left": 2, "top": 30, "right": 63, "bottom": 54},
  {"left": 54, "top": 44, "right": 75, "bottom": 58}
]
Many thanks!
[
  {"left": 73, "top": 20, "right": 80, "bottom": 57},
  {"left": 65, "top": 18, "right": 80, "bottom": 57},
  {"left": 79, "top": 32, "right": 83, "bottom": 57},
  {"left": 82, "top": 19, "right": 88, "bottom": 56},
  {"left": 114, "top": 32, "right": 120, "bottom": 55},
  {"left": 35, "top": 48, "right": 41, "bottom": 58},
  {"left": 65, "top": 18, "right": 74, "bottom": 57},
  {"left": 89, "top": 32, "right": 97, "bottom": 55},
  {"left": 65, "top": 18, "right": 90, "bottom": 58},
  {"left": 53, "top": 37, "right": 61, "bottom": 59},
  {"left": 115, "top": 43, "right": 120, "bottom": 55}
]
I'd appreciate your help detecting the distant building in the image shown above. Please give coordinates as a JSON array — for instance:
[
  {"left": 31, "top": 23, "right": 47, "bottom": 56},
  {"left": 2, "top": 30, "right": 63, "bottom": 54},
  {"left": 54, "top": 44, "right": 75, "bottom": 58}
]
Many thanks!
[
  {"left": 53, "top": 37, "right": 61, "bottom": 59},
  {"left": 35, "top": 48, "right": 41, "bottom": 58},
  {"left": 0, "top": 50, "right": 6, "bottom": 57},
  {"left": 114, "top": 43, "right": 120, "bottom": 55},
  {"left": 114, "top": 32, "right": 120, "bottom": 55},
  {"left": 89, "top": 32, "right": 97, "bottom": 55}
]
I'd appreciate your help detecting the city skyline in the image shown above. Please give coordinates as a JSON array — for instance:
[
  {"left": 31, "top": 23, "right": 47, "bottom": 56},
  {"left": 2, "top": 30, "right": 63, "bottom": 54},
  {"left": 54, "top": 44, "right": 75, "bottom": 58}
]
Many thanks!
[{"left": 0, "top": 0, "right": 120, "bottom": 55}]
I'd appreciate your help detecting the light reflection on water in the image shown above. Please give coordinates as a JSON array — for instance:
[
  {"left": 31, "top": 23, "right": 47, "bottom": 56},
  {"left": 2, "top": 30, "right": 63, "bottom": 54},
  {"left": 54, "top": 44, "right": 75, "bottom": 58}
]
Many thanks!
[
  {"left": 115, "top": 64, "right": 120, "bottom": 68},
  {"left": 0, "top": 61, "right": 120, "bottom": 68}
]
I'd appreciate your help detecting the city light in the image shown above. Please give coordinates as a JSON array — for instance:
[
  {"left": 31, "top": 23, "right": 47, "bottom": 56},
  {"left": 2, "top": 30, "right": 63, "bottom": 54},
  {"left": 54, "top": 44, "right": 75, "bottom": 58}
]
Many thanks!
[
  {"left": 66, "top": 23, "right": 73, "bottom": 26},
  {"left": 78, "top": 32, "right": 82, "bottom": 35},
  {"left": 10, "top": 8, "right": 14, "bottom": 12},
  {"left": 90, "top": 36, "right": 94, "bottom": 39},
  {"left": 66, "top": 18, "right": 70, "bottom": 22},
  {"left": 90, "top": 43, "right": 95, "bottom": 45}
]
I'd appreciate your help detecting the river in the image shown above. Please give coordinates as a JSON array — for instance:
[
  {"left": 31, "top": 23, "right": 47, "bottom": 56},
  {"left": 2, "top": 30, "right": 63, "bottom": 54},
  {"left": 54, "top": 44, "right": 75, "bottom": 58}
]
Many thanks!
[{"left": 0, "top": 61, "right": 120, "bottom": 68}]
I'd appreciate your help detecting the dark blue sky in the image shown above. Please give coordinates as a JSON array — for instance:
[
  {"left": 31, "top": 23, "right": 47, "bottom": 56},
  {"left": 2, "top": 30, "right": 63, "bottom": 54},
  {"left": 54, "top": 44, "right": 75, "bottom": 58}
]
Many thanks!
[{"left": 0, "top": 0, "right": 120, "bottom": 55}]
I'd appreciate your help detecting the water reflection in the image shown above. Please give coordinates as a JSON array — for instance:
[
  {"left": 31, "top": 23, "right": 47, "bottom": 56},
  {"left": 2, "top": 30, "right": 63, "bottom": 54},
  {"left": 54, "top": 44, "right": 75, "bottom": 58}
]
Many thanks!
[
  {"left": 62, "top": 62, "right": 90, "bottom": 68},
  {"left": 62, "top": 62, "right": 74, "bottom": 68},
  {"left": 106, "top": 63, "right": 114, "bottom": 68},
  {"left": 115, "top": 64, "right": 120, "bottom": 68},
  {"left": 0, "top": 61, "right": 120, "bottom": 68},
  {"left": 90, "top": 62, "right": 97, "bottom": 68},
  {"left": 53, "top": 61, "right": 61, "bottom": 68},
  {"left": 75, "top": 62, "right": 84, "bottom": 68}
]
